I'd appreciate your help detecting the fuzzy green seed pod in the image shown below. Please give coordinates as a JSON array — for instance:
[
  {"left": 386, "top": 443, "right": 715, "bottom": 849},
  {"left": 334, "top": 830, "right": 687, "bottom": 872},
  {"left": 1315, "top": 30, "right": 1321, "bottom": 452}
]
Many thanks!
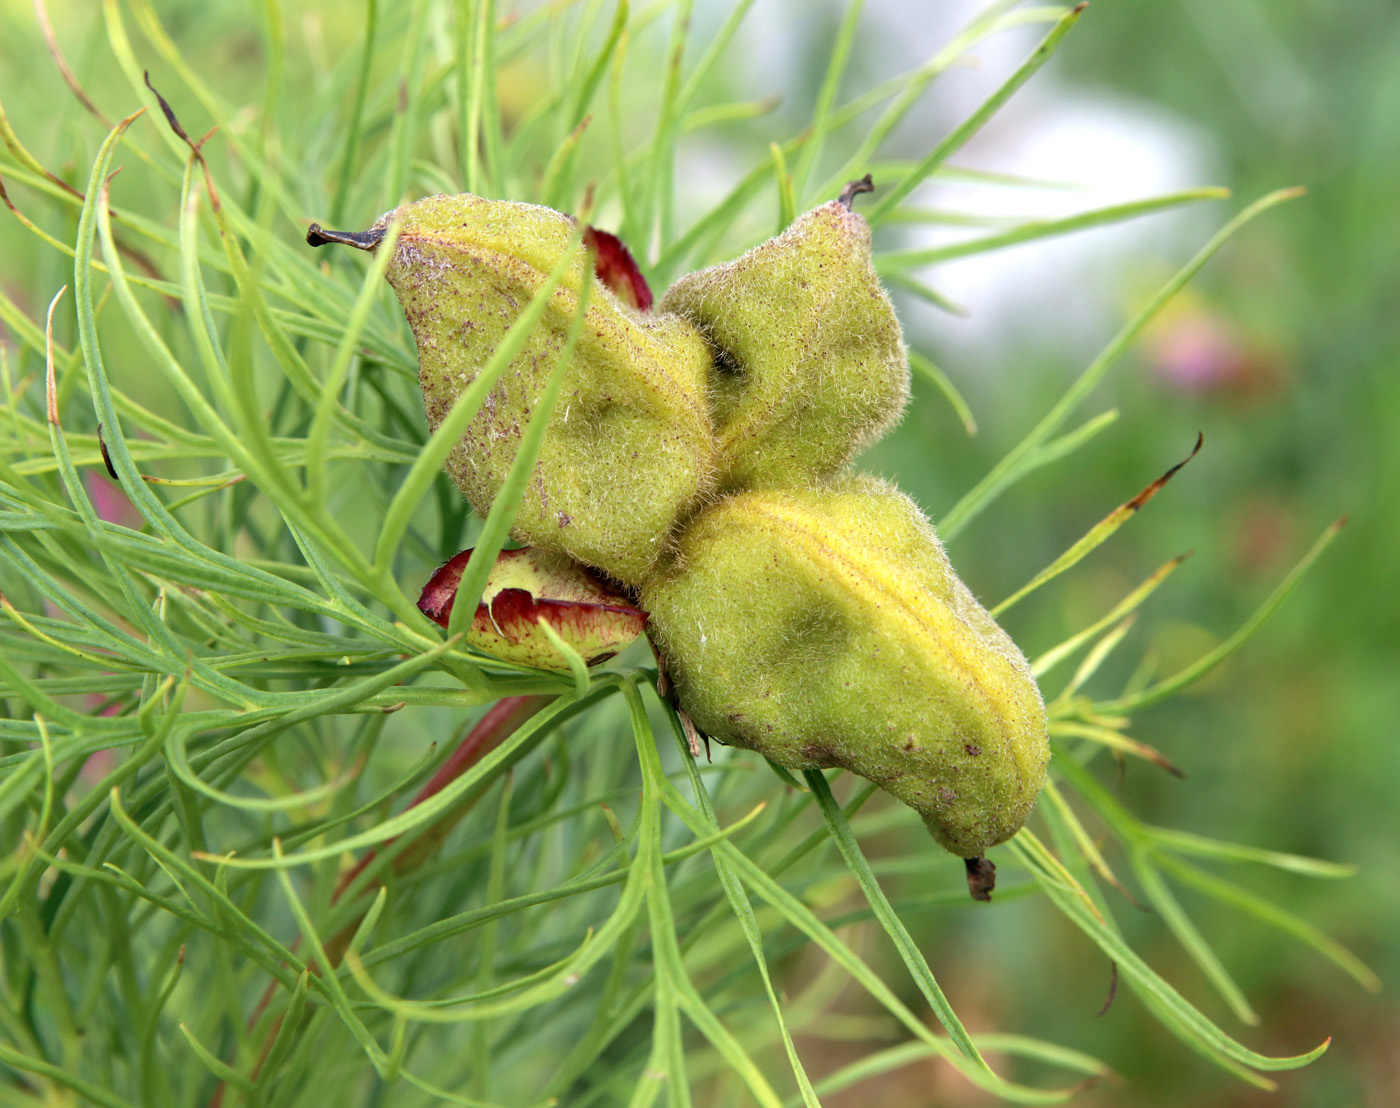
[
  {"left": 641, "top": 478, "right": 1048, "bottom": 858},
  {"left": 658, "top": 179, "right": 909, "bottom": 491},
  {"left": 312, "top": 194, "right": 716, "bottom": 585}
]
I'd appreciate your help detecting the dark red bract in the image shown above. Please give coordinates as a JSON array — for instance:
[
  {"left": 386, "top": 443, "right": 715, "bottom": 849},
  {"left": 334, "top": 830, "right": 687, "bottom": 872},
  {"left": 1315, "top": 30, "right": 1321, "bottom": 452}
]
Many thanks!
[
  {"left": 584, "top": 226, "right": 653, "bottom": 312},
  {"left": 418, "top": 549, "right": 473, "bottom": 627},
  {"left": 417, "top": 547, "right": 649, "bottom": 667}
]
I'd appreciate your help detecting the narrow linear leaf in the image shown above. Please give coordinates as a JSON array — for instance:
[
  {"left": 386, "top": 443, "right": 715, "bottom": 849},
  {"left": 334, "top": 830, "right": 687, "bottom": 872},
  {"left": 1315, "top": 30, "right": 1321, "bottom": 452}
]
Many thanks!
[
  {"left": 790, "top": 0, "right": 865, "bottom": 203},
  {"left": 1054, "top": 616, "right": 1137, "bottom": 705},
  {"left": 884, "top": 269, "right": 968, "bottom": 316},
  {"left": 879, "top": 188, "right": 1229, "bottom": 268},
  {"left": 206, "top": 689, "right": 603, "bottom": 868},
  {"left": 0, "top": 1044, "right": 142, "bottom": 1108},
  {"left": 1099, "top": 517, "right": 1345, "bottom": 714},
  {"left": 865, "top": 5, "right": 1087, "bottom": 224},
  {"left": 1041, "top": 777, "right": 1142, "bottom": 907},
  {"left": 1051, "top": 721, "right": 1185, "bottom": 778},
  {"left": 1156, "top": 853, "right": 1380, "bottom": 993},
  {"left": 803, "top": 769, "right": 988, "bottom": 1064},
  {"left": 269, "top": 839, "right": 389, "bottom": 1074},
  {"left": 993, "top": 435, "right": 1202, "bottom": 616},
  {"left": 1032, "top": 554, "right": 1189, "bottom": 677},
  {"left": 1010, "top": 832, "right": 1330, "bottom": 1075},
  {"left": 1131, "top": 853, "right": 1260, "bottom": 1026},
  {"left": 178, "top": 1021, "right": 255, "bottom": 1093},
  {"left": 940, "top": 188, "right": 1304, "bottom": 540},
  {"left": 661, "top": 793, "right": 1081, "bottom": 1104},
  {"left": 659, "top": 701, "right": 819, "bottom": 1107},
  {"left": 330, "top": 0, "right": 378, "bottom": 225},
  {"left": 626, "top": 681, "right": 784, "bottom": 1108},
  {"left": 1149, "top": 827, "right": 1359, "bottom": 879}
]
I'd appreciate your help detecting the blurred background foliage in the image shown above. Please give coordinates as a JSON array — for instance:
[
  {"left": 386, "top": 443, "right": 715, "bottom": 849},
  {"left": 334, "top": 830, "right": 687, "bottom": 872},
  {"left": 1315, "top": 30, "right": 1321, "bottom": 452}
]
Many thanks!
[
  {"left": 0, "top": 1, "right": 1396, "bottom": 1105},
  {"left": 859, "top": 3, "right": 1400, "bottom": 1104}
]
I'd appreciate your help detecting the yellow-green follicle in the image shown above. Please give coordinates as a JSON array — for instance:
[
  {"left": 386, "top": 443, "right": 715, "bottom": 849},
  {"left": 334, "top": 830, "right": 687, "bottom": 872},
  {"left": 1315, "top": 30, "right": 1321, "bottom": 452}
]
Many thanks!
[
  {"left": 658, "top": 196, "right": 909, "bottom": 491},
  {"left": 641, "top": 479, "right": 1049, "bottom": 858},
  {"left": 378, "top": 194, "right": 717, "bottom": 585}
]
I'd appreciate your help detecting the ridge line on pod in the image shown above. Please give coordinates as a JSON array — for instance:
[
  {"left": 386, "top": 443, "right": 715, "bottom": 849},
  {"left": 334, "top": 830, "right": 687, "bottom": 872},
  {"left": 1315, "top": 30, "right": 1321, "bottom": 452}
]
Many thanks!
[{"left": 730, "top": 496, "right": 1016, "bottom": 738}]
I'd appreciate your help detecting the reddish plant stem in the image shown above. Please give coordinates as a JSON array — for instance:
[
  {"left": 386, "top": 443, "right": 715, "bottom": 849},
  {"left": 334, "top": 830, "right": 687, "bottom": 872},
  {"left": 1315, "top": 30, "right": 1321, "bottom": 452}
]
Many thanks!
[
  {"left": 330, "top": 694, "right": 553, "bottom": 915},
  {"left": 208, "top": 695, "right": 554, "bottom": 1108}
]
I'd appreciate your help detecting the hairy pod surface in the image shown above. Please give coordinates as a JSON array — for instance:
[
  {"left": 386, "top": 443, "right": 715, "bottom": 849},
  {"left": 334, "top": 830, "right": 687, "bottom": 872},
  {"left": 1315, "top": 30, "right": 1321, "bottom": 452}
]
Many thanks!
[
  {"left": 376, "top": 194, "right": 717, "bottom": 585},
  {"left": 641, "top": 479, "right": 1048, "bottom": 857},
  {"left": 658, "top": 195, "right": 909, "bottom": 491}
]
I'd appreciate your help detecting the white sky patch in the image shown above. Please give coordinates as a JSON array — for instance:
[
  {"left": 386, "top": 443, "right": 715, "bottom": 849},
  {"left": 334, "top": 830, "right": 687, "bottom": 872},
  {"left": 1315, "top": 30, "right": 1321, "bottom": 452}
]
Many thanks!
[
  {"left": 903, "top": 91, "right": 1218, "bottom": 367},
  {"left": 686, "top": 0, "right": 1219, "bottom": 371}
]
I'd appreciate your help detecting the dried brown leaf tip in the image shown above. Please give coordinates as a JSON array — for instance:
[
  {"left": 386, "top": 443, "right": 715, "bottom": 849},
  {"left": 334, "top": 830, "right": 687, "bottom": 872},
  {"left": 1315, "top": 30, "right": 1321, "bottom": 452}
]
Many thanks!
[
  {"left": 419, "top": 546, "right": 648, "bottom": 670},
  {"left": 583, "top": 226, "right": 653, "bottom": 311},
  {"left": 1125, "top": 432, "right": 1204, "bottom": 513}
]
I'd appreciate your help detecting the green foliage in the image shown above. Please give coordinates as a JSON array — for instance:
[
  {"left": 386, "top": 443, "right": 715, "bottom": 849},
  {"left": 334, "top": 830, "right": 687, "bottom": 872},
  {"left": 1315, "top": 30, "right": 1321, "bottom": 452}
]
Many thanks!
[{"left": 0, "top": 2, "right": 1372, "bottom": 1105}]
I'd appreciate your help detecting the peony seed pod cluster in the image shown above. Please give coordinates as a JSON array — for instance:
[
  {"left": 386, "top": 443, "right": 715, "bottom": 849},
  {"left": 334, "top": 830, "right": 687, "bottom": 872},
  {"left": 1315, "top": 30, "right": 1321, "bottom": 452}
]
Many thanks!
[{"left": 309, "top": 180, "right": 1049, "bottom": 879}]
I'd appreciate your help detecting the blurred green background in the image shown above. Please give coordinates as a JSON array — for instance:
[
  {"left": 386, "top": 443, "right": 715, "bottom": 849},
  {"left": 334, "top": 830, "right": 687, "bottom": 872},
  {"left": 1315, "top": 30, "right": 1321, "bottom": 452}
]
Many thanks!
[
  {"left": 864, "top": 3, "right": 1400, "bottom": 1105},
  {"left": 1, "top": 1, "right": 1396, "bottom": 1105}
]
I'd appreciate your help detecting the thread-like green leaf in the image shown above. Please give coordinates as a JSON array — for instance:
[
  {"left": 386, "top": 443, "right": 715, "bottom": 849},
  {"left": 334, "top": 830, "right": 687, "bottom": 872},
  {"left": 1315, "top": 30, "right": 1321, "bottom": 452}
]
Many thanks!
[{"left": 940, "top": 188, "right": 1303, "bottom": 540}]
